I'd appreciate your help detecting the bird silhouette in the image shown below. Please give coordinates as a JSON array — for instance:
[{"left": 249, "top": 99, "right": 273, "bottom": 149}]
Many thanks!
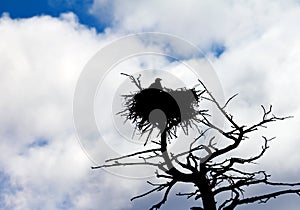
[{"left": 149, "top": 78, "right": 163, "bottom": 89}]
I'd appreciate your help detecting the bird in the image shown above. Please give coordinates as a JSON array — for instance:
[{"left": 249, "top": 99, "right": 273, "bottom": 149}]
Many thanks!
[{"left": 149, "top": 78, "right": 163, "bottom": 89}]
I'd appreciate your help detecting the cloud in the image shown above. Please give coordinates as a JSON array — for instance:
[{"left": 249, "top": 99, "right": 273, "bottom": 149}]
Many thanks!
[
  {"left": 90, "top": 0, "right": 300, "bottom": 208},
  {"left": 92, "top": 0, "right": 300, "bottom": 49},
  {"left": 0, "top": 13, "right": 145, "bottom": 210},
  {"left": 1, "top": 0, "right": 300, "bottom": 209}
]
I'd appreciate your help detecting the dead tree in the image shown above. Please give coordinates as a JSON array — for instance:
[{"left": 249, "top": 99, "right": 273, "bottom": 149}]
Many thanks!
[{"left": 92, "top": 74, "right": 298, "bottom": 210}]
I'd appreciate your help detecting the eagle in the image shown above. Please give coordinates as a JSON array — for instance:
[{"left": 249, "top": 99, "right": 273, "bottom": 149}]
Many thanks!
[{"left": 149, "top": 78, "right": 163, "bottom": 89}]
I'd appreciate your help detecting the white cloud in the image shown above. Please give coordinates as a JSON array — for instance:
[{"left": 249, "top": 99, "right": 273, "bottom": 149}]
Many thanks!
[
  {"left": 92, "top": 0, "right": 300, "bottom": 49},
  {"left": 0, "top": 13, "right": 144, "bottom": 210},
  {"left": 1, "top": 0, "right": 300, "bottom": 209},
  {"left": 90, "top": 0, "right": 300, "bottom": 208}
]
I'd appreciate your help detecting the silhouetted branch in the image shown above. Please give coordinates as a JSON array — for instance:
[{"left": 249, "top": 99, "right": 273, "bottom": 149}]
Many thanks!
[
  {"left": 121, "top": 72, "right": 143, "bottom": 90},
  {"left": 198, "top": 79, "right": 239, "bottom": 129},
  {"left": 244, "top": 105, "right": 292, "bottom": 133},
  {"left": 149, "top": 180, "right": 176, "bottom": 210},
  {"left": 235, "top": 189, "right": 300, "bottom": 207},
  {"left": 105, "top": 148, "right": 161, "bottom": 162},
  {"left": 93, "top": 75, "right": 295, "bottom": 210},
  {"left": 91, "top": 160, "right": 166, "bottom": 171},
  {"left": 131, "top": 180, "right": 176, "bottom": 210},
  {"left": 222, "top": 93, "right": 238, "bottom": 109},
  {"left": 177, "top": 189, "right": 199, "bottom": 199}
]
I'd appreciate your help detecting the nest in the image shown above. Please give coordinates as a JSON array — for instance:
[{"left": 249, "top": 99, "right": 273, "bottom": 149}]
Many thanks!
[{"left": 117, "top": 74, "right": 204, "bottom": 144}]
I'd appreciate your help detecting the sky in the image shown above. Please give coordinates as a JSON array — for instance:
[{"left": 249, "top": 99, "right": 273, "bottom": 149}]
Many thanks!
[{"left": 0, "top": 0, "right": 300, "bottom": 210}]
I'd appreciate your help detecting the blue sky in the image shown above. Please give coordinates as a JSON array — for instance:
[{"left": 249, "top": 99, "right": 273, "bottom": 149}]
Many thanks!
[
  {"left": 0, "top": 0, "right": 106, "bottom": 32},
  {"left": 0, "top": 0, "right": 226, "bottom": 56},
  {"left": 0, "top": 1, "right": 300, "bottom": 210}
]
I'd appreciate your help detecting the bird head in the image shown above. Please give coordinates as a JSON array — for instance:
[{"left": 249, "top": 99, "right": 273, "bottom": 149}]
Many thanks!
[{"left": 155, "top": 78, "right": 162, "bottom": 82}]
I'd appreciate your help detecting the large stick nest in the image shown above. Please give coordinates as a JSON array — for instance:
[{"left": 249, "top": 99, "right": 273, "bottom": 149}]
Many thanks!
[{"left": 118, "top": 74, "right": 204, "bottom": 142}]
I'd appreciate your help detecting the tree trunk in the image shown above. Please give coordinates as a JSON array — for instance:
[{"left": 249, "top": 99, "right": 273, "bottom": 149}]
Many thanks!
[
  {"left": 196, "top": 166, "right": 216, "bottom": 210},
  {"left": 201, "top": 189, "right": 216, "bottom": 210},
  {"left": 161, "top": 130, "right": 217, "bottom": 210}
]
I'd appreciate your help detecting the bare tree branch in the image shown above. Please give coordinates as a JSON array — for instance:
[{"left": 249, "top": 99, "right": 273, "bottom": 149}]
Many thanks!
[
  {"left": 93, "top": 76, "right": 296, "bottom": 210},
  {"left": 236, "top": 189, "right": 300, "bottom": 207}
]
